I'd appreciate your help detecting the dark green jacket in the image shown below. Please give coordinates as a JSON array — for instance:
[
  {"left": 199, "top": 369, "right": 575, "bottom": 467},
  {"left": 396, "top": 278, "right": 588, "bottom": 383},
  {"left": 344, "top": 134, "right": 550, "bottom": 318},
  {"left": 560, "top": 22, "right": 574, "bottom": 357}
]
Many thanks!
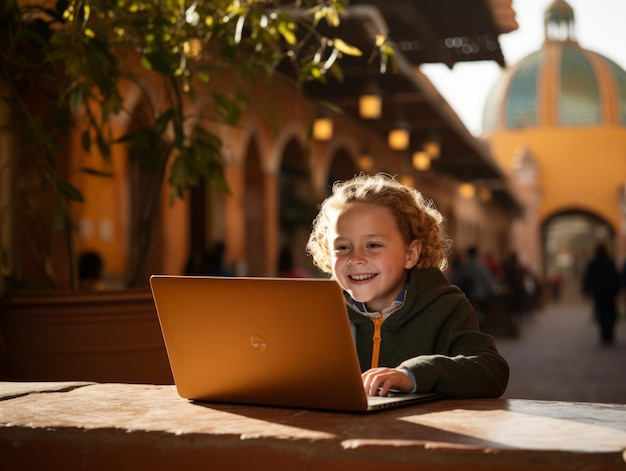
[{"left": 346, "top": 267, "right": 509, "bottom": 398}]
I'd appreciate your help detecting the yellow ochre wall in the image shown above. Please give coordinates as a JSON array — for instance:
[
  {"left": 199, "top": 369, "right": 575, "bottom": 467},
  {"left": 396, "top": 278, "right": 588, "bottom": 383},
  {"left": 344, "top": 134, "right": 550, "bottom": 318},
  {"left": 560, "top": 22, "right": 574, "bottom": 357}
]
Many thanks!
[{"left": 487, "top": 125, "right": 626, "bottom": 232}]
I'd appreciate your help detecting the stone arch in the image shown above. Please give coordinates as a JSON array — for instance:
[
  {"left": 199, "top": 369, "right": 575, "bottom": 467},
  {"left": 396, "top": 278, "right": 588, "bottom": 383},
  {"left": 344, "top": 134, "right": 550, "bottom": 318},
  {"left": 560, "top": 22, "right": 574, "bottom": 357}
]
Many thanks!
[
  {"left": 243, "top": 136, "right": 268, "bottom": 276},
  {"left": 270, "top": 122, "right": 307, "bottom": 174},
  {"left": 542, "top": 209, "right": 616, "bottom": 292},
  {"left": 278, "top": 137, "right": 317, "bottom": 276},
  {"left": 326, "top": 146, "right": 360, "bottom": 190}
]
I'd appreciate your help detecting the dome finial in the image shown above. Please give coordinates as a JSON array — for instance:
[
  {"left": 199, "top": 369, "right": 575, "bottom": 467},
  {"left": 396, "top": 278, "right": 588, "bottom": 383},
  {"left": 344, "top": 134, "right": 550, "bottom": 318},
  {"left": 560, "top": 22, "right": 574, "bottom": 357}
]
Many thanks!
[{"left": 544, "top": 0, "right": 576, "bottom": 43}]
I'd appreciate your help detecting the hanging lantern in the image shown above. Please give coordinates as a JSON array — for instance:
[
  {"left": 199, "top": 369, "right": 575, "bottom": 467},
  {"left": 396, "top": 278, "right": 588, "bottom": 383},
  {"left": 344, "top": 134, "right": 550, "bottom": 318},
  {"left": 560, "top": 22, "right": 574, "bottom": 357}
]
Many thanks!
[
  {"left": 388, "top": 126, "right": 410, "bottom": 150},
  {"left": 358, "top": 80, "right": 383, "bottom": 119},
  {"left": 412, "top": 151, "right": 431, "bottom": 171},
  {"left": 423, "top": 139, "right": 441, "bottom": 159},
  {"left": 459, "top": 182, "right": 476, "bottom": 199},
  {"left": 313, "top": 116, "right": 333, "bottom": 141}
]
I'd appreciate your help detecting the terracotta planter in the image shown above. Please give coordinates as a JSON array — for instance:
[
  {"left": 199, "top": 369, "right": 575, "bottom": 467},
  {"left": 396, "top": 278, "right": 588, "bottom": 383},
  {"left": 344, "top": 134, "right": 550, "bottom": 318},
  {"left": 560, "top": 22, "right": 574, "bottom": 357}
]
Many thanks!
[{"left": 0, "top": 289, "right": 173, "bottom": 384}]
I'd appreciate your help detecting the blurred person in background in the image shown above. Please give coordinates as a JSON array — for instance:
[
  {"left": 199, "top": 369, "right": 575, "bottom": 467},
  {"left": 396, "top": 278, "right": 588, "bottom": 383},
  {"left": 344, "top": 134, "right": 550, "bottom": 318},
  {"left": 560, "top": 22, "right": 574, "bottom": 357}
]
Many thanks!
[{"left": 583, "top": 243, "right": 619, "bottom": 346}]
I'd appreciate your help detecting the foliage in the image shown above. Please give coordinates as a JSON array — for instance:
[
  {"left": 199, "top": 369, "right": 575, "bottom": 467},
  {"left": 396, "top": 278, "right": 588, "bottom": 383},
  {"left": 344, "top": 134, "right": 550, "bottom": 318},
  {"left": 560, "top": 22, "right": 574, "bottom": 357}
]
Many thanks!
[{"left": 0, "top": 0, "right": 392, "bottom": 292}]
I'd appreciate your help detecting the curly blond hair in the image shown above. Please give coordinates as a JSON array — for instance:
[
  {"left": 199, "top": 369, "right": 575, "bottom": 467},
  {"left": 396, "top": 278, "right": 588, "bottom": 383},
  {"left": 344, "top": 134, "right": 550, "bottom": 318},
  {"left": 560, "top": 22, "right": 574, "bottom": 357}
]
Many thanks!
[{"left": 306, "top": 173, "right": 451, "bottom": 273}]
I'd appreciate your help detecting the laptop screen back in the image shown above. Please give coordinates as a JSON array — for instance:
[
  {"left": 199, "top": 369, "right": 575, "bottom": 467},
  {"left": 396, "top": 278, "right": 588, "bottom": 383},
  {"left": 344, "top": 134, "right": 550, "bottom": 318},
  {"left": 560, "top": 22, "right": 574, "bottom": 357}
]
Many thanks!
[{"left": 150, "top": 275, "right": 370, "bottom": 411}]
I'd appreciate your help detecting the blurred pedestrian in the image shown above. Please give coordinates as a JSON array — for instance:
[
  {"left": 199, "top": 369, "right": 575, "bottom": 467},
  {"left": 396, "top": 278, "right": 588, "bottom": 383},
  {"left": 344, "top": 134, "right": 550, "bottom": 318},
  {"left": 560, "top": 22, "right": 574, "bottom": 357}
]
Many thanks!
[
  {"left": 549, "top": 271, "right": 564, "bottom": 303},
  {"left": 278, "top": 244, "right": 310, "bottom": 278},
  {"left": 449, "top": 246, "right": 496, "bottom": 314},
  {"left": 78, "top": 250, "right": 105, "bottom": 290},
  {"left": 185, "top": 241, "right": 233, "bottom": 276},
  {"left": 204, "top": 241, "right": 234, "bottom": 276},
  {"left": 582, "top": 243, "right": 619, "bottom": 345},
  {"left": 482, "top": 251, "right": 504, "bottom": 282},
  {"left": 502, "top": 252, "right": 528, "bottom": 321}
]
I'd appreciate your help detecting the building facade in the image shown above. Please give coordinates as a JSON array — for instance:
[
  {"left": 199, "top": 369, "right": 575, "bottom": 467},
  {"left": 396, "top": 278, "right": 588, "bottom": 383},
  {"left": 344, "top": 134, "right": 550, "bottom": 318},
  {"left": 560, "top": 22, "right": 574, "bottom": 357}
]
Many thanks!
[
  {"left": 482, "top": 0, "right": 626, "bottom": 288},
  {"left": 2, "top": 1, "right": 523, "bottom": 290}
]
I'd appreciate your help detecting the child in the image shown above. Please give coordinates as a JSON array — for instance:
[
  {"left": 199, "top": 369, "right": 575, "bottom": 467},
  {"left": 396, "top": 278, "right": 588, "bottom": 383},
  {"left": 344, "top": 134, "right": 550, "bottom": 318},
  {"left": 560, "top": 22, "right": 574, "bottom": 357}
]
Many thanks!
[{"left": 306, "top": 173, "right": 509, "bottom": 398}]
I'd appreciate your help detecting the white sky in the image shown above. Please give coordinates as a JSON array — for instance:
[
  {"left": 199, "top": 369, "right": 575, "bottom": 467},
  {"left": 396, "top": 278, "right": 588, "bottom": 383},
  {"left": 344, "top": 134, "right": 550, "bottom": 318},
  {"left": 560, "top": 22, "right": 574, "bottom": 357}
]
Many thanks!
[{"left": 421, "top": 0, "right": 626, "bottom": 136}]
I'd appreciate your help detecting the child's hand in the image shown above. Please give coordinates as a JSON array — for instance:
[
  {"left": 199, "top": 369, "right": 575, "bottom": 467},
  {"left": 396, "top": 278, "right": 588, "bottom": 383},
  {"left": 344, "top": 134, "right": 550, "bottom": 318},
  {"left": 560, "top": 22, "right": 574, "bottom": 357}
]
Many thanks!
[{"left": 361, "top": 367, "right": 413, "bottom": 396}]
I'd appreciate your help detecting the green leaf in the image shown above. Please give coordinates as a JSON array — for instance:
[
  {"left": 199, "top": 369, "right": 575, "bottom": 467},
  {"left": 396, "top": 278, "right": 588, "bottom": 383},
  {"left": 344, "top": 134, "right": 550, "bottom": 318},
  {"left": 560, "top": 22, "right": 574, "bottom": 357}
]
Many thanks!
[
  {"left": 126, "top": 129, "right": 155, "bottom": 155},
  {"left": 55, "top": 180, "right": 84, "bottom": 202},
  {"left": 329, "top": 63, "right": 344, "bottom": 82},
  {"left": 381, "top": 45, "right": 397, "bottom": 73},
  {"left": 213, "top": 92, "right": 243, "bottom": 126},
  {"left": 82, "top": 167, "right": 113, "bottom": 178},
  {"left": 319, "top": 100, "right": 343, "bottom": 115},
  {"left": 95, "top": 128, "right": 110, "bottom": 160},
  {"left": 114, "top": 131, "right": 138, "bottom": 144},
  {"left": 167, "top": 125, "right": 227, "bottom": 203},
  {"left": 68, "top": 86, "right": 86, "bottom": 115},
  {"left": 154, "top": 109, "right": 175, "bottom": 136},
  {"left": 277, "top": 22, "right": 296, "bottom": 46},
  {"left": 332, "top": 38, "right": 362, "bottom": 57},
  {"left": 310, "top": 67, "right": 323, "bottom": 80},
  {"left": 141, "top": 55, "right": 153, "bottom": 70}
]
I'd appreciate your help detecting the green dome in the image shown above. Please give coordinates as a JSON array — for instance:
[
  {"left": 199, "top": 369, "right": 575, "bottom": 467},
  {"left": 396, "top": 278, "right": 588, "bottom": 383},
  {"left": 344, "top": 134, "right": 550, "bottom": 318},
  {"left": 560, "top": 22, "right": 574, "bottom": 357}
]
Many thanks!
[
  {"left": 483, "top": 1, "right": 626, "bottom": 131},
  {"left": 544, "top": 0, "right": 574, "bottom": 24}
]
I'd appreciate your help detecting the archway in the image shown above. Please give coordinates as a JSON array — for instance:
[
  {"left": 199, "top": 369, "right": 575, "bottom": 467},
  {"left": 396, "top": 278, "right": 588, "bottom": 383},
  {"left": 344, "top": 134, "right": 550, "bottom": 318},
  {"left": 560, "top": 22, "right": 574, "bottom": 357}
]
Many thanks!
[
  {"left": 327, "top": 146, "right": 359, "bottom": 189},
  {"left": 244, "top": 137, "right": 267, "bottom": 276},
  {"left": 278, "top": 138, "right": 317, "bottom": 276},
  {"left": 542, "top": 210, "right": 616, "bottom": 293}
]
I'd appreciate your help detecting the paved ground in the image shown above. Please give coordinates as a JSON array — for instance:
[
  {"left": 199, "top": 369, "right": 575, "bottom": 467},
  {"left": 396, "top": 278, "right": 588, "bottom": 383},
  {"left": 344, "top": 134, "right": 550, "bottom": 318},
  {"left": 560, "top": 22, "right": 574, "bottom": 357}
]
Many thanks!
[{"left": 493, "top": 292, "right": 626, "bottom": 404}]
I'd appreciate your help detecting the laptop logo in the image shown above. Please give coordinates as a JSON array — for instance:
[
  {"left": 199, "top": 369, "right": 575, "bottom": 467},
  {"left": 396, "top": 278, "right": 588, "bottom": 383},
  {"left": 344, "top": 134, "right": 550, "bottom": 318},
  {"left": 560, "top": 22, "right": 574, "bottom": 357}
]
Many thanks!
[{"left": 250, "top": 335, "right": 268, "bottom": 352}]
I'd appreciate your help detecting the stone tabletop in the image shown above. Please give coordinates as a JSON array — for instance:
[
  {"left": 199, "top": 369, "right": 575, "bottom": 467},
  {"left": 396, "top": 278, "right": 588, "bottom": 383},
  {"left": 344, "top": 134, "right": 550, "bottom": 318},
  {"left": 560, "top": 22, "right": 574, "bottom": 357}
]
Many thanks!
[{"left": 1, "top": 382, "right": 625, "bottom": 470}]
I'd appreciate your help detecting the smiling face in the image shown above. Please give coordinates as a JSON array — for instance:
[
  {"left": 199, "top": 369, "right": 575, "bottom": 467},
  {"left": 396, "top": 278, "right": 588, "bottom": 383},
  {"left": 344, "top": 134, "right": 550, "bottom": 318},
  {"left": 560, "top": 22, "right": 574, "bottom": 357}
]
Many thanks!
[{"left": 328, "top": 202, "right": 421, "bottom": 313}]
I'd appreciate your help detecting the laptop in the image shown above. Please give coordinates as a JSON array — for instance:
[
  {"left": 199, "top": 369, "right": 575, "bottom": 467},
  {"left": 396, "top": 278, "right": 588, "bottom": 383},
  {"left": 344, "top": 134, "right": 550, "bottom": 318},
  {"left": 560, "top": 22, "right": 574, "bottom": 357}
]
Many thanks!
[{"left": 149, "top": 275, "right": 441, "bottom": 412}]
